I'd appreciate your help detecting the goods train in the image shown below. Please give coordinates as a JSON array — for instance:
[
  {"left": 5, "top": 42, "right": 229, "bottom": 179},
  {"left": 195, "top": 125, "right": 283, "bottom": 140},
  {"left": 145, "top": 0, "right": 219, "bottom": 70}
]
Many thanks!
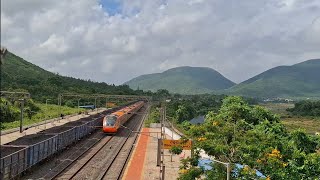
[{"left": 102, "top": 101, "right": 144, "bottom": 133}]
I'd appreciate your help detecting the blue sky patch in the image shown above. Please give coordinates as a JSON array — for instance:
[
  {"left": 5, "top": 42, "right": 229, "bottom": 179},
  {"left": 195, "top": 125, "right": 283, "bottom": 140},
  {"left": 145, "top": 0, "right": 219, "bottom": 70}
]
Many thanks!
[{"left": 99, "top": 0, "right": 122, "bottom": 16}]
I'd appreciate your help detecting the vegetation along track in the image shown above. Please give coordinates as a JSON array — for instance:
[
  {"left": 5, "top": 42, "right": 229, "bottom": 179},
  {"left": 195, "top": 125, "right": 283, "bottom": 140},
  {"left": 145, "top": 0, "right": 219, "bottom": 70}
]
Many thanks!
[{"left": 55, "top": 104, "right": 149, "bottom": 180}]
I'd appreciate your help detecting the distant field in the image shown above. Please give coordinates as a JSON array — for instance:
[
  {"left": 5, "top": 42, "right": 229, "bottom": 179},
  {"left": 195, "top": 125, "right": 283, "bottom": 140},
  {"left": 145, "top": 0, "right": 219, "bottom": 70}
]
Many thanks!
[
  {"left": 1, "top": 103, "right": 84, "bottom": 130},
  {"left": 282, "top": 117, "right": 320, "bottom": 135},
  {"left": 260, "top": 103, "right": 320, "bottom": 135},
  {"left": 259, "top": 103, "right": 294, "bottom": 116}
]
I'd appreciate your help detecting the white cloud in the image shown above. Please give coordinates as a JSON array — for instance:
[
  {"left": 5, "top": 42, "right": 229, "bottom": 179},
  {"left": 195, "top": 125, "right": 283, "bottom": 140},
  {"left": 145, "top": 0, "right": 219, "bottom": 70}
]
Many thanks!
[
  {"left": 0, "top": 13, "right": 12, "bottom": 31},
  {"left": 1, "top": 0, "right": 320, "bottom": 84},
  {"left": 39, "top": 34, "right": 69, "bottom": 54},
  {"left": 159, "top": 59, "right": 178, "bottom": 71}
]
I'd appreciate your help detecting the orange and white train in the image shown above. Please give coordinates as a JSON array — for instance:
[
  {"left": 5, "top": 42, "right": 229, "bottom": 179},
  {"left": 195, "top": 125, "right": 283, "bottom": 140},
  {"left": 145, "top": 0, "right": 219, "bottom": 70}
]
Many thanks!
[{"left": 102, "top": 101, "right": 144, "bottom": 133}]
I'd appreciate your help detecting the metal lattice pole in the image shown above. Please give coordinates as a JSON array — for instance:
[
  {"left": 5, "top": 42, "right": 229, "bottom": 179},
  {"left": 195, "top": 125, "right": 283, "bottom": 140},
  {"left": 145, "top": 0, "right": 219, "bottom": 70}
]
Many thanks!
[
  {"left": 160, "top": 104, "right": 166, "bottom": 180},
  {"left": 95, "top": 97, "right": 97, "bottom": 112},
  {"left": 1, "top": 91, "right": 30, "bottom": 133},
  {"left": 19, "top": 99, "right": 25, "bottom": 133}
]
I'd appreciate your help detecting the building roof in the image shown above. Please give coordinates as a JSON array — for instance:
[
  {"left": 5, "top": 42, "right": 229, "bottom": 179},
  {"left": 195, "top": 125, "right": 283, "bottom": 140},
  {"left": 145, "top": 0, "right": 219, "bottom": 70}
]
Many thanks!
[{"left": 190, "top": 116, "right": 205, "bottom": 124}]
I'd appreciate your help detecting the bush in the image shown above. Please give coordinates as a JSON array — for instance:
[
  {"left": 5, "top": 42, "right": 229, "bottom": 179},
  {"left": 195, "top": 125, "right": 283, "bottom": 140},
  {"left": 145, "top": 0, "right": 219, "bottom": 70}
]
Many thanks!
[
  {"left": 0, "top": 98, "right": 20, "bottom": 123},
  {"left": 170, "top": 146, "right": 183, "bottom": 155}
]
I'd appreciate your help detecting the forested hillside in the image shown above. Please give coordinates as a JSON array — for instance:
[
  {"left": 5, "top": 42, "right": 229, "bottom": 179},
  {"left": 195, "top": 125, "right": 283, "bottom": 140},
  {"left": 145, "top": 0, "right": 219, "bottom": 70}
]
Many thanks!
[
  {"left": 1, "top": 52, "right": 146, "bottom": 102},
  {"left": 125, "top": 66, "right": 235, "bottom": 94},
  {"left": 227, "top": 59, "right": 320, "bottom": 98}
]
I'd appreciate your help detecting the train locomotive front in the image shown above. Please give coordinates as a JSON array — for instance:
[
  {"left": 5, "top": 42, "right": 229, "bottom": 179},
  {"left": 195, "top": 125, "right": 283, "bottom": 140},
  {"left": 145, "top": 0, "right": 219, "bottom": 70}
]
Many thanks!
[{"left": 102, "top": 101, "right": 144, "bottom": 133}]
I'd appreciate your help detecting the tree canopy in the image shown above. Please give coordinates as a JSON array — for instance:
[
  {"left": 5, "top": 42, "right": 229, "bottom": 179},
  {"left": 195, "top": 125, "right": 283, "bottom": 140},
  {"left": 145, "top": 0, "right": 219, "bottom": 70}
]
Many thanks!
[
  {"left": 287, "top": 100, "right": 320, "bottom": 117},
  {"left": 180, "top": 96, "right": 320, "bottom": 179}
]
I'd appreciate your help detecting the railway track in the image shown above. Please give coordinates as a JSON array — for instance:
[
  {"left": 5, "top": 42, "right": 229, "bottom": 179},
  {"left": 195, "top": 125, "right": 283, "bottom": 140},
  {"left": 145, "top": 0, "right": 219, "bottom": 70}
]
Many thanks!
[
  {"left": 39, "top": 132, "right": 110, "bottom": 179},
  {"left": 100, "top": 106, "right": 149, "bottom": 180},
  {"left": 21, "top": 115, "right": 110, "bottom": 179},
  {"left": 53, "top": 105, "right": 149, "bottom": 180}
]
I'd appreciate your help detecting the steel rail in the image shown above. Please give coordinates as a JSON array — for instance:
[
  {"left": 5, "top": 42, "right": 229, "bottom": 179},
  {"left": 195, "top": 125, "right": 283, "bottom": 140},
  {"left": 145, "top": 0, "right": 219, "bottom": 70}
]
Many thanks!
[
  {"left": 46, "top": 105, "right": 147, "bottom": 180},
  {"left": 65, "top": 136, "right": 114, "bottom": 179},
  {"left": 42, "top": 132, "right": 111, "bottom": 180},
  {"left": 98, "top": 105, "right": 149, "bottom": 180},
  {"left": 62, "top": 106, "right": 147, "bottom": 179},
  {"left": 113, "top": 105, "right": 150, "bottom": 180},
  {"left": 40, "top": 110, "right": 114, "bottom": 179}
]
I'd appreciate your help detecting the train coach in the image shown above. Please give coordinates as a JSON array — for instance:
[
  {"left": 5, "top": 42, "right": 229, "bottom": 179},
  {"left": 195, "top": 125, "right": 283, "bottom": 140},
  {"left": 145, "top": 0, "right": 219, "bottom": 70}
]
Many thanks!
[{"left": 102, "top": 101, "right": 144, "bottom": 133}]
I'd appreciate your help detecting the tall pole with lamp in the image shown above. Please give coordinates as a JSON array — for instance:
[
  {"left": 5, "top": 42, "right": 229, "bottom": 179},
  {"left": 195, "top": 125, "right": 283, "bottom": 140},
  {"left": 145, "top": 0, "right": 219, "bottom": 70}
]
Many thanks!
[
  {"left": 78, "top": 98, "right": 81, "bottom": 117},
  {"left": 18, "top": 99, "right": 25, "bottom": 133},
  {"left": 45, "top": 99, "right": 51, "bottom": 129}
]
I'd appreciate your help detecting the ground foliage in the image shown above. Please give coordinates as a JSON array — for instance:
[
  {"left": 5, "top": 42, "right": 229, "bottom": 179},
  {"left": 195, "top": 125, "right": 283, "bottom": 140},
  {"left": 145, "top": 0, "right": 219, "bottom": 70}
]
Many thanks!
[
  {"left": 0, "top": 98, "right": 40, "bottom": 123},
  {"left": 144, "top": 101, "right": 161, "bottom": 127},
  {"left": 179, "top": 96, "right": 320, "bottom": 179},
  {"left": 170, "top": 146, "right": 183, "bottom": 155},
  {"left": 287, "top": 100, "right": 320, "bottom": 117},
  {"left": 166, "top": 94, "right": 226, "bottom": 123},
  {"left": 0, "top": 98, "right": 20, "bottom": 123},
  {"left": 178, "top": 150, "right": 204, "bottom": 180},
  {"left": 0, "top": 98, "right": 84, "bottom": 130}
]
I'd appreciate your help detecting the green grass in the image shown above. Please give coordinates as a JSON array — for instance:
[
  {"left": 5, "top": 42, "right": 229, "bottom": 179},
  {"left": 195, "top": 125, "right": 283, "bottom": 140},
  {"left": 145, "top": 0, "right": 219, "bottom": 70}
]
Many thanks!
[
  {"left": 259, "top": 103, "right": 294, "bottom": 117},
  {"left": 282, "top": 117, "right": 320, "bottom": 135},
  {"left": 1, "top": 103, "right": 84, "bottom": 130}
]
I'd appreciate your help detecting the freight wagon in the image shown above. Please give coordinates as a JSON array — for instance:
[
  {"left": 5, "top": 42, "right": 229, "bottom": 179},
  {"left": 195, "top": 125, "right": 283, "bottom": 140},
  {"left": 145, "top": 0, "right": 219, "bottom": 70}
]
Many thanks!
[{"left": 0, "top": 102, "right": 139, "bottom": 180}]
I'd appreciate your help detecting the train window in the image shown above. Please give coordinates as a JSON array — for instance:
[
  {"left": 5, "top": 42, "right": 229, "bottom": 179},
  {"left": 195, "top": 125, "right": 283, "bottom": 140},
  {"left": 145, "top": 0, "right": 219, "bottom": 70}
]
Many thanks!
[{"left": 106, "top": 115, "right": 117, "bottom": 126}]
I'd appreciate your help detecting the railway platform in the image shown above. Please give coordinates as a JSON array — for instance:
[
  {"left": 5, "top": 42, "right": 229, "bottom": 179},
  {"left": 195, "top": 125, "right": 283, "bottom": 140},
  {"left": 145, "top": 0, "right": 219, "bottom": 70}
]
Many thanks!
[
  {"left": 0, "top": 108, "right": 106, "bottom": 145},
  {"left": 123, "top": 126, "right": 191, "bottom": 180}
]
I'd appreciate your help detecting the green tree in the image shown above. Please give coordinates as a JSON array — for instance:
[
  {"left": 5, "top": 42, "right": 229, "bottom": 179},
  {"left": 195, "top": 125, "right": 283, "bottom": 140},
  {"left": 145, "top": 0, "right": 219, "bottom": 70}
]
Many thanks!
[
  {"left": 175, "top": 105, "right": 195, "bottom": 123},
  {"left": 0, "top": 98, "right": 20, "bottom": 123},
  {"left": 180, "top": 96, "right": 320, "bottom": 179},
  {"left": 287, "top": 100, "right": 320, "bottom": 116}
]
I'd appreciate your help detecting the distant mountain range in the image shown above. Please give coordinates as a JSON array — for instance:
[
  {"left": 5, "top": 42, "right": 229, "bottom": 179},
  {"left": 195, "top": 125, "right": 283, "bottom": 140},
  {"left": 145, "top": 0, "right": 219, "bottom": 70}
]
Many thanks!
[
  {"left": 2, "top": 50, "right": 320, "bottom": 98},
  {"left": 124, "top": 66, "right": 235, "bottom": 94},
  {"left": 227, "top": 59, "right": 320, "bottom": 98},
  {"left": 125, "top": 59, "right": 320, "bottom": 98}
]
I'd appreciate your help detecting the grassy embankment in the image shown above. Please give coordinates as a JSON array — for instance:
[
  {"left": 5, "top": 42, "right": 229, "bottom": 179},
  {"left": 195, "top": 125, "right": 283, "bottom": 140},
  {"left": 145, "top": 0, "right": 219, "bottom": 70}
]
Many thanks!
[
  {"left": 260, "top": 103, "right": 320, "bottom": 134},
  {"left": 1, "top": 103, "right": 84, "bottom": 130},
  {"left": 144, "top": 105, "right": 160, "bottom": 127}
]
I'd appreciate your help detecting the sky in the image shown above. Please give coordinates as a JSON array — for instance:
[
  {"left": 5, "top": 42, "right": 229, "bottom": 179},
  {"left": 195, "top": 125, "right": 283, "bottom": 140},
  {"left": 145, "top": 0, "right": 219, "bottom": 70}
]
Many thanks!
[{"left": 1, "top": 0, "right": 320, "bottom": 84}]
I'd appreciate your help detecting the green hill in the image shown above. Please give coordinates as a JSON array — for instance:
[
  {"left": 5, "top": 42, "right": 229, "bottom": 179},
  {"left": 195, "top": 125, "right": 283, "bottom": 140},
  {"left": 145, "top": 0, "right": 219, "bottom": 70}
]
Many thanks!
[
  {"left": 227, "top": 59, "right": 320, "bottom": 98},
  {"left": 0, "top": 51, "right": 142, "bottom": 102},
  {"left": 124, "top": 66, "right": 235, "bottom": 94}
]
